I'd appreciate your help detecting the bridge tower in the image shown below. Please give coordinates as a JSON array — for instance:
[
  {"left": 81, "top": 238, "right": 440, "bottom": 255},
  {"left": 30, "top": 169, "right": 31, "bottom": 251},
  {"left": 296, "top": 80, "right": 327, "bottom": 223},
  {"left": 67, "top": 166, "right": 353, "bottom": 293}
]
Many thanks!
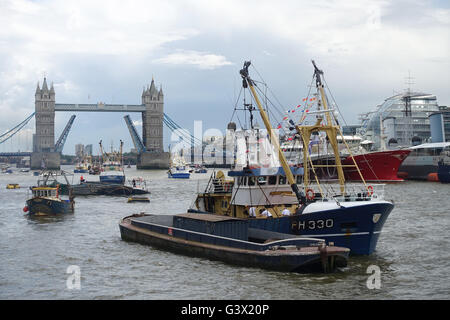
[
  {"left": 142, "top": 78, "right": 164, "bottom": 152},
  {"left": 138, "top": 78, "right": 169, "bottom": 169},
  {"left": 31, "top": 78, "right": 60, "bottom": 169}
]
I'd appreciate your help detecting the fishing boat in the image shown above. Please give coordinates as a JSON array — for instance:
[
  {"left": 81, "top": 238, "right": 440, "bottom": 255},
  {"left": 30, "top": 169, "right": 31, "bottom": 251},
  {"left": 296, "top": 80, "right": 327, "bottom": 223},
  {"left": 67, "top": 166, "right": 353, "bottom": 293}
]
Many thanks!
[
  {"left": 24, "top": 170, "right": 75, "bottom": 216},
  {"left": 74, "top": 160, "right": 89, "bottom": 173},
  {"left": 437, "top": 145, "right": 450, "bottom": 183},
  {"left": 191, "top": 61, "right": 394, "bottom": 255},
  {"left": 168, "top": 152, "right": 190, "bottom": 179},
  {"left": 119, "top": 213, "right": 350, "bottom": 273},
  {"left": 99, "top": 140, "right": 126, "bottom": 184}
]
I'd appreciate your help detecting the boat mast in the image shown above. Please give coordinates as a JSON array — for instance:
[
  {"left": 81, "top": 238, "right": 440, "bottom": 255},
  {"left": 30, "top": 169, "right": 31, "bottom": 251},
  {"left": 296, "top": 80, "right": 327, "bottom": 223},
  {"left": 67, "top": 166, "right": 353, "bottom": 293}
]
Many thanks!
[
  {"left": 239, "top": 61, "right": 305, "bottom": 204},
  {"left": 99, "top": 140, "right": 105, "bottom": 163},
  {"left": 119, "top": 139, "right": 124, "bottom": 167},
  {"left": 293, "top": 61, "right": 347, "bottom": 194}
]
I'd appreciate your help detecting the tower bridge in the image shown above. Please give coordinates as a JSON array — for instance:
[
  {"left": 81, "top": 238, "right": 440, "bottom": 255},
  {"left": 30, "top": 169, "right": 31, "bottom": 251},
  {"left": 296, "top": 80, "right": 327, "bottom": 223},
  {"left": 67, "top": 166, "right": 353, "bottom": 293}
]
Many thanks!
[{"left": 31, "top": 77, "right": 169, "bottom": 169}]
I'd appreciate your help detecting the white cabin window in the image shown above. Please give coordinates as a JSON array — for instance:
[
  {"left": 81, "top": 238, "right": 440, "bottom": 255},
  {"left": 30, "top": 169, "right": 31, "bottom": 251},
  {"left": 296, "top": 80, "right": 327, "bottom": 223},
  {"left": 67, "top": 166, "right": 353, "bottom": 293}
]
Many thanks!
[
  {"left": 279, "top": 176, "right": 287, "bottom": 184},
  {"left": 257, "top": 177, "right": 266, "bottom": 185}
]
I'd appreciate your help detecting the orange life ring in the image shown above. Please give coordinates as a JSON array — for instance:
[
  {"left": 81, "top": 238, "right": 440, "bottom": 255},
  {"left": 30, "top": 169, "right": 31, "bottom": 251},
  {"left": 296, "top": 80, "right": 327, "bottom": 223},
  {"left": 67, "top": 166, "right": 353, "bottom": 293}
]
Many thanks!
[
  {"left": 305, "top": 188, "right": 315, "bottom": 200},
  {"left": 367, "top": 185, "right": 374, "bottom": 196}
]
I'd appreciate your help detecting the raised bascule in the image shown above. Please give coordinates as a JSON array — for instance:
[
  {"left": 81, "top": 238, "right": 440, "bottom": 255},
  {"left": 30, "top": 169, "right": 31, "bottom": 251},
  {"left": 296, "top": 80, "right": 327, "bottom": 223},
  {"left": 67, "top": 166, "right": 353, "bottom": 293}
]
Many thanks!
[{"left": 31, "top": 77, "right": 169, "bottom": 169}]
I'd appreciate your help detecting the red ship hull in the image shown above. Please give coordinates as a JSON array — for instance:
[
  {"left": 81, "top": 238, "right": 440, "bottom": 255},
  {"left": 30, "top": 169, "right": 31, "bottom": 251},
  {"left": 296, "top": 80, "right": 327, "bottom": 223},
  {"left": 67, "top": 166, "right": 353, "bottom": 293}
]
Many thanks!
[{"left": 342, "top": 149, "right": 411, "bottom": 182}]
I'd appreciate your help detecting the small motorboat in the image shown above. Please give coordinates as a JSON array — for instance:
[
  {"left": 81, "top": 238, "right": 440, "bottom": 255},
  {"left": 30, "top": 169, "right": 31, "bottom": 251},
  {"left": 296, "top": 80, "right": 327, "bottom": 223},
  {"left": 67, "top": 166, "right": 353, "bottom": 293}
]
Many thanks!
[
  {"left": 119, "top": 213, "right": 349, "bottom": 273},
  {"left": 127, "top": 196, "right": 150, "bottom": 203},
  {"left": 168, "top": 167, "right": 190, "bottom": 179},
  {"left": 6, "top": 183, "right": 20, "bottom": 189}
]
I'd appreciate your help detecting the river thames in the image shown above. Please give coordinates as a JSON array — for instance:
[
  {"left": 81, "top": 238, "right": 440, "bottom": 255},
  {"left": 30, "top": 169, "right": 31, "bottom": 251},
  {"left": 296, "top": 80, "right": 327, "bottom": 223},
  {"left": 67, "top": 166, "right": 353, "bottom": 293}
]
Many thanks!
[{"left": 0, "top": 165, "right": 449, "bottom": 299}]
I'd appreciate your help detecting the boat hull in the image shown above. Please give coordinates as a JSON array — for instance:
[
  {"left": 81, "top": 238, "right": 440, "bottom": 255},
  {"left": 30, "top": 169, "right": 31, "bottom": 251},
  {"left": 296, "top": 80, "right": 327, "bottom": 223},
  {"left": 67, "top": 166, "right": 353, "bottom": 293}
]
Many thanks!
[
  {"left": 26, "top": 198, "right": 73, "bottom": 216},
  {"left": 168, "top": 172, "right": 190, "bottom": 179},
  {"left": 342, "top": 149, "right": 411, "bottom": 182},
  {"left": 100, "top": 175, "right": 125, "bottom": 184},
  {"left": 249, "top": 201, "right": 393, "bottom": 255},
  {"left": 58, "top": 182, "right": 148, "bottom": 196},
  {"left": 191, "top": 199, "right": 393, "bottom": 255},
  {"left": 74, "top": 169, "right": 89, "bottom": 173},
  {"left": 438, "top": 162, "right": 450, "bottom": 183},
  {"left": 119, "top": 215, "right": 349, "bottom": 273}
]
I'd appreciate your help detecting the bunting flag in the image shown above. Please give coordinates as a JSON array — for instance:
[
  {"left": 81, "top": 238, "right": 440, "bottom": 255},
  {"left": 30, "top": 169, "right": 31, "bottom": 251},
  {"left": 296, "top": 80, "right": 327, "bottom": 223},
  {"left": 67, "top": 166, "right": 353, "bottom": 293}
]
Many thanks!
[
  {"left": 302, "top": 98, "right": 307, "bottom": 101},
  {"left": 283, "top": 116, "right": 288, "bottom": 120},
  {"left": 277, "top": 124, "right": 282, "bottom": 129},
  {"left": 297, "top": 104, "right": 301, "bottom": 108}
]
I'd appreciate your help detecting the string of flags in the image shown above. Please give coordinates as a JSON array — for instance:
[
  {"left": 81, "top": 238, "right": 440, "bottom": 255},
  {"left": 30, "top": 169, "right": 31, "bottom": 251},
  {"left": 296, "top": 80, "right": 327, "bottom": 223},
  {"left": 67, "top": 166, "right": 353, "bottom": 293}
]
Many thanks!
[{"left": 275, "top": 97, "right": 317, "bottom": 134}]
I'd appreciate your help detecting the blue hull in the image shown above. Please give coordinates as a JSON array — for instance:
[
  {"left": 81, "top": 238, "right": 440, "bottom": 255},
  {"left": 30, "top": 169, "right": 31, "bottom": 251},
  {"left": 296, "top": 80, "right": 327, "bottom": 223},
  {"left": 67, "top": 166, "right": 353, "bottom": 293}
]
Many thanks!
[
  {"left": 74, "top": 169, "right": 89, "bottom": 173},
  {"left": 26, "top": 198, "right": 73, "bottom": 216},
  {"left": 168, "top": 173, "right": 190, "bottom": 179},
  {"left": 100, "top": 175, "right": 125, "bottom": 184},
  {"left": 438, "top": 163, "right": 450, "bottom": 183},
  {"left": 246, "top": 202, "right": 393, "bottom": 255}
]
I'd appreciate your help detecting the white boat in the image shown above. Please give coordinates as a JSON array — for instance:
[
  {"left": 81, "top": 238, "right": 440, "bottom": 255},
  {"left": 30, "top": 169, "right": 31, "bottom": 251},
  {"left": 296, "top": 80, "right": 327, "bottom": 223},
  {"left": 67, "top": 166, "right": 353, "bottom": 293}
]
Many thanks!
[{"left": 168, "top": 152, "right": 190, "bottom": 179}]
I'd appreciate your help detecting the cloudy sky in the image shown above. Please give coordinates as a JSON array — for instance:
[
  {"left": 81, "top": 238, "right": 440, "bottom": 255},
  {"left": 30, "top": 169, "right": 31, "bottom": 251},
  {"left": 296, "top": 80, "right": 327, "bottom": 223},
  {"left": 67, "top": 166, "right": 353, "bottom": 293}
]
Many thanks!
[{"left": 0, "top": 0, "right": 448, "bottom": 154}]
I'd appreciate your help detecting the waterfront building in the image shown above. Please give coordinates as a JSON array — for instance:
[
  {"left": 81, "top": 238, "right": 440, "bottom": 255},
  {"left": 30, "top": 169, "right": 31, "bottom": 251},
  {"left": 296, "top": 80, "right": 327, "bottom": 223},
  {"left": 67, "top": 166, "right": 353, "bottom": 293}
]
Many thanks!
[
  {"left": 429, "top": 106, "right": 450, "bottom": 142},
  {"left": 359, "top": 91, "right": 440, "bottom": 150},
  {"left": 75, "top": 144, "right": 84, "bottom": 157}
]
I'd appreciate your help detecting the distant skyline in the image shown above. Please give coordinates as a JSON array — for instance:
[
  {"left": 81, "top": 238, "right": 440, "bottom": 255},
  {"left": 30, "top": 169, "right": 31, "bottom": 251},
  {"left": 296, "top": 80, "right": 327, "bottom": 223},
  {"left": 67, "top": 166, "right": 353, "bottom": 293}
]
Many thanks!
[{"left": 0, "top": 0, "right": 449, "bottom": 155}]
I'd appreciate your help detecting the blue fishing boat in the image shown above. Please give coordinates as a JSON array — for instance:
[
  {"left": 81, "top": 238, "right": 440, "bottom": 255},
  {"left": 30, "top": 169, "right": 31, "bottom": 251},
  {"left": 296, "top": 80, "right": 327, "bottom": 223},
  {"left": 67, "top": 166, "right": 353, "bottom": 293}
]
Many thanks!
[
  {"left": 191, "top": 61, "right": 395, "bottom": 255},
  {"left": 24, "top": 170, "right": 75, "bottom": 216},
  {"left": 99, "top": 140, "right": 126, "bottom": 184},
  {"left": 168, "top": 167, "right": 191, "bottom": 179},
  {"left": 119, "top": 213, "right": 349, "bottom": 273},
  {"left": 168, "top": 152, "right": 190, "bottom": 179}
]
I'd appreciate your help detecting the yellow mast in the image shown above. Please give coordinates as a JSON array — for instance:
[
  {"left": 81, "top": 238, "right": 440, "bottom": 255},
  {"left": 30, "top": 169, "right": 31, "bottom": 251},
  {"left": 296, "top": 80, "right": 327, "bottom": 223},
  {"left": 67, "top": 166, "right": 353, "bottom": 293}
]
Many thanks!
[
  {"left": 289, "top": 61, "right": 345, "bottom": 194},
  {"left": 240, "top": 61, "right": 305, "bottom": 204}
]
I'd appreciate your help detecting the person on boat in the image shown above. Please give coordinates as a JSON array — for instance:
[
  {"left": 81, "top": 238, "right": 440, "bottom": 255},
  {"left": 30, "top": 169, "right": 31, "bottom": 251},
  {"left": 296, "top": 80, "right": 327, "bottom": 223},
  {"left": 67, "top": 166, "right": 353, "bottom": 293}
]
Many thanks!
[
  {"left": 261, "top": 207, "right": 272, "bottom": 218},
  {"left": 248, "top": 206, "right": 256, "bottom": 218},
  {"left": 132, "top": 179, "right": 136, "bottom": 187},
  {"left": 80, "top": 175, "right": 85, "bottom": 183},
  {"left": 282, "top": 207, "right": 291, "bottom": 216}
]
